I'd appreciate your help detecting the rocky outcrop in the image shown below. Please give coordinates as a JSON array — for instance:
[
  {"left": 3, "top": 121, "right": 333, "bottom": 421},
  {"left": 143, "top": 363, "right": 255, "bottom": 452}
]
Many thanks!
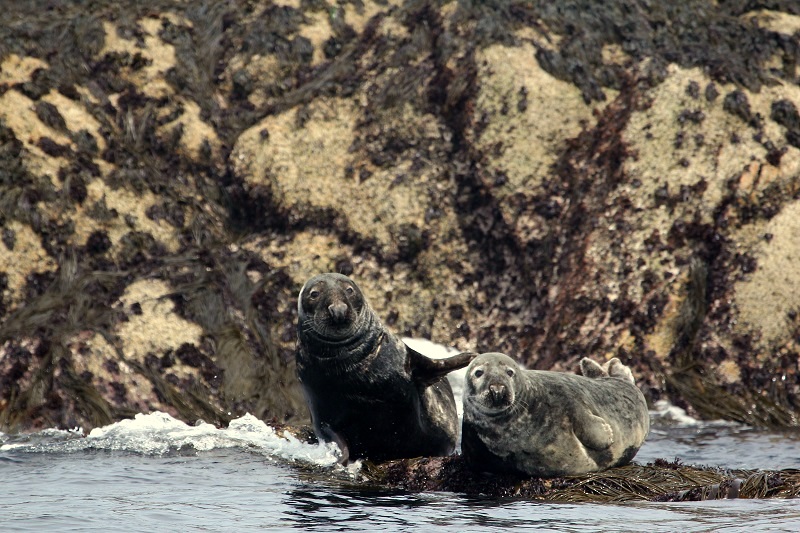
[{"left": 2, "top": 0, "right": 800, "bottom": 431}]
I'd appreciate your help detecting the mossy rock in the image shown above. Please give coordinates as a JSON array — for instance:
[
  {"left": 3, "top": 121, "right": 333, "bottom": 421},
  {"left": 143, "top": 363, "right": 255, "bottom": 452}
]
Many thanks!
[{"left": 3, "top": 0, "right": 800, "bottom": 431}]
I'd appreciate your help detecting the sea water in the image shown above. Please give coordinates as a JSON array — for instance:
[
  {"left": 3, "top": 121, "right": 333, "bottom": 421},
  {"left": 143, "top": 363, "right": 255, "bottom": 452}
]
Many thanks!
[{"left": 3, "top": 339, "right": 800, "bottom": 532}]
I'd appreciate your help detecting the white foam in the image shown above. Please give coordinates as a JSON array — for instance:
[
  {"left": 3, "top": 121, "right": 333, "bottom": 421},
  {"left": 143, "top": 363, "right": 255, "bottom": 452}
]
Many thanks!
[
  {"left": 1, "top": 412, "right": 342, "bottom": 467},
  {"left": 649, "top": 399, "right": 702, "bottom": 426}
]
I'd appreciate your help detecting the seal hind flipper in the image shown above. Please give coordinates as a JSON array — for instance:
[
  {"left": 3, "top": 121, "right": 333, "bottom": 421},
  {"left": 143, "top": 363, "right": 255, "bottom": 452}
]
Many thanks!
[
  {"left": 604, "top": 358, "right": 635, "bottom": 383},
  {"left": 579, "top": 357, "right": 608, "bottom": 379},
  {"left": 404, "top": 345, "right": 478, "bottom": 384},
  {"left": 580, "top": 357, "right": 635, "bottom": 384}
]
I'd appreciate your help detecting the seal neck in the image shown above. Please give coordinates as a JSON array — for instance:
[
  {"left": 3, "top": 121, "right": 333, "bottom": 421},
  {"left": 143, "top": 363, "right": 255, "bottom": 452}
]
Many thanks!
[{"left": 299, "top": 308, "right": 384, "bottom": 373}]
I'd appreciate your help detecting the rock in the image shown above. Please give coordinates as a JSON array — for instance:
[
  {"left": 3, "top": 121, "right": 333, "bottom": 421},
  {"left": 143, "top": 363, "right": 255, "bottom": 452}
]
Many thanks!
[
  {"left": 2, "top": 0, "right": 800, "bottom": 432},
  {"left": 362, "top": 455, "right": 800, "bottom": 502}
]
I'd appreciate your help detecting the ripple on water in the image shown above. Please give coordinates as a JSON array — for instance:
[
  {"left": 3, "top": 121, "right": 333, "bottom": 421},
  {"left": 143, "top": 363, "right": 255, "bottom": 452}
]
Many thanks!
[
  {"left": 4, "top": 355, "right": 800, "bottom": 531},
  {"left": 4, "top": 419, "right": 800, "bottom": 531}
]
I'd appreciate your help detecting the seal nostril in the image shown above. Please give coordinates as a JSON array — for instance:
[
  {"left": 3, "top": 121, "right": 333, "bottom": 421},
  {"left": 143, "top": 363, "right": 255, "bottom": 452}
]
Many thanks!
[
  {"left": 489, "top": 384, "right": 506, "bottom": 402},
  {"left": 328, "top": 301, "right": 348, "bottom": 323}
]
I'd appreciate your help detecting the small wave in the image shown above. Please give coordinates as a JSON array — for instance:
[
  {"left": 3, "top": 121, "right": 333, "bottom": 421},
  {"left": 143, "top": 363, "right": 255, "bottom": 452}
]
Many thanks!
[
  {"left": 1, "top": 412, "right": 343, "bottom": 468},
  {"left": 648, "top": 399, "right": 739, "bottom": 429},
  {"left": 649, "top": 399, "right": 702, "bottom": 426}
]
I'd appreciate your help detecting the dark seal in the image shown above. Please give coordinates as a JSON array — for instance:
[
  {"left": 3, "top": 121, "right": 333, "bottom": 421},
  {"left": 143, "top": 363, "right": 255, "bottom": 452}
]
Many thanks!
[
  {"left": 296, "top": 273, "right": 475, "bottom": 462},
  {"left": 462, "top": 352, "right": 650, "bottom": 477}
]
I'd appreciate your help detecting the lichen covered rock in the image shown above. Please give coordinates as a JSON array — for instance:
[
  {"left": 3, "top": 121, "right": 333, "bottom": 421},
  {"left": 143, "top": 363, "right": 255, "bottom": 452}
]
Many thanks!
[{"left": 2, "top": 0, "right": 800, "bottom": 432}]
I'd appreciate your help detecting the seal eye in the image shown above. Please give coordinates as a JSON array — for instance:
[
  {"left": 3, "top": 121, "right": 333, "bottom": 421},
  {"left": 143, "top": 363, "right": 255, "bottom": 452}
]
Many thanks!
[
  {"left": 474, "top": 369, "right": 484, "bottom": 378},
  {"left": 345, "top": 286, "right": 355, "bottom": 296},
  {"left": 308, "top": 290, "right": 320, "bottom": 299},
  {"left": 506, "top": 369, "right": 515, "bottom": 377}
]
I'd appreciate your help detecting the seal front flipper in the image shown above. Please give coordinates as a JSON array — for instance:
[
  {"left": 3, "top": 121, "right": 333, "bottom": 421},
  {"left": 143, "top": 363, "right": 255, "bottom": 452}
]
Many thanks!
[
  {"left": 574, "top": 412, "right": 614, "bottom": 451},
  {"left": 318, "top": 422, "right": 351, "bottom": 465},
  {"left": 404, "top": 344, "right": 478, "bottom": 384}
]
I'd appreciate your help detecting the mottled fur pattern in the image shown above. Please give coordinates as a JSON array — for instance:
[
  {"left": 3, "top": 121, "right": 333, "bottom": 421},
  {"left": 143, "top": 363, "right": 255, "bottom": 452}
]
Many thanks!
[{"left": 462, "top": 353, "right": 649, "bottom": 477}]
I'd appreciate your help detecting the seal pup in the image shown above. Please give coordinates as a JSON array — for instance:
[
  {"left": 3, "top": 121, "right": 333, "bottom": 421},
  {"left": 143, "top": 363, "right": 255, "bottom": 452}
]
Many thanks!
[
  {"left": 461, "top": 352, "right": 649, "bottom": 477},
  {"left": 296, "top": 272, "right": 476, "bottom": 462}
]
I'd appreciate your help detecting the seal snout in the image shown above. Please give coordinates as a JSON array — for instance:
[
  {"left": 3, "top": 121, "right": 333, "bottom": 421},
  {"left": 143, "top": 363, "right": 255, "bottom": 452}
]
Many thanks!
[
  {"left": 483, "top": 379, "right": 513, "bottom": 409},
  {"left": 489, "top": 383, "right": 508, "bottom": 404},
  {"left": 327, "top": 300, "right": 349, "bottom": 323}
]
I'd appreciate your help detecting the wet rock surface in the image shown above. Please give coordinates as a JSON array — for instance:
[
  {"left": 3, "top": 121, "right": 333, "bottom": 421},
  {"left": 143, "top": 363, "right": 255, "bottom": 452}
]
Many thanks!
[
  {"left": 1, "top": 0, "right": 800, "bottom": 431},
  {"left": 362, "top": 455, "right": 800, "bottom": 502}
]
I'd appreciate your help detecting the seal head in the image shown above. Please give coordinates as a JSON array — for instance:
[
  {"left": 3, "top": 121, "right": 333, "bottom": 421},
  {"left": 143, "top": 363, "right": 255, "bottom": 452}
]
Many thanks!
[
  {"left": 462, "top": 352, "right": 649, "bottom": 477},
  {"left": 464, "top": 352, "right": 524, "bottom": 417},
  {"left": 297, "top": 273, "right": 378, "bottom": 366},
  {"left": 296, "top": 273, "right": 475, "bottom": 462}
]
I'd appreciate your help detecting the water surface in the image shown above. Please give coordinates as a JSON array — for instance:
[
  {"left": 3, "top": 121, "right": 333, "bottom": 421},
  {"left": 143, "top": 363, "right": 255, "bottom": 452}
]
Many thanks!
[
  {"left": 4, "top": 405, "right": 800, "bottom": 532},
  {"left": 4, "top": 340, "right": 800, "bottom": 531}
]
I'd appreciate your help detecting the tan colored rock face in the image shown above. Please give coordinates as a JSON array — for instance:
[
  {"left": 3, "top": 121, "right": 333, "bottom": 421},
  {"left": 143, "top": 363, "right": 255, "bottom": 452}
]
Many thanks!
[
  {"left": 116, "top": 279, "right": 203, "bottom": 363},
  {"left": 744, "top": 10, "right": 800, "bottom": 36},
  {"left": 0, "top": 89, "right": 71, "bottom": 184},
  {"left": 69, "top": 333, "right": 166, "bottom": 417},
  {"left": 0, "top": 222, "right": 57, "bottom": 306},
  {"left": 474, "top": 42, "right": 603, "bottom": 228},
  {"left": 3, "top": 0, "right": 800, "bottom": 432},
  {"left": 99, "top": 19, "right": 177, "bottom": 100},
  {"left": 0, "top": 54, "right": 48, "bottom": 85},
  {"left": 641, "top": 73, "right": 800, "bottom": 354},
  {"left": 735, "top": 200, "right": 800, "bottom": 349},
  {"left": 235, "top": 97, "right": 357, "bottom": 204},
  {"left": 72, "top": 180, "right": 182, "bottom": 253},
  {"left": 234, "top": 97, "right": 438, "bottom": 258}
]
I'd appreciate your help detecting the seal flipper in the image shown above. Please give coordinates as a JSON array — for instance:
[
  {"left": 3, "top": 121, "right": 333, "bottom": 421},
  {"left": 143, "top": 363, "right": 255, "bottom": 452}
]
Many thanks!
[
  {"left": 404, "top": 344, "right": 478, "bottom": 384},
  {"left": 318, "top": 422, "right": 350, "bottom": 465},
  {"left": 579, "top": 357, "right": 608, "bottom": 379},
  {"left": 574, "top": 412, "right": 614, "bottom": 451},
  {"left": 604, "top": 358, "right": 635, "bottom": 383}
]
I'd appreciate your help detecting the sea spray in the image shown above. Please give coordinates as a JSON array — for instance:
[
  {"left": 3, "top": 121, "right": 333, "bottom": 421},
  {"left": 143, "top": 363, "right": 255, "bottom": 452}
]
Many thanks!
[{"left": 1, "top": 412, "right": 343, "bottom": 469}]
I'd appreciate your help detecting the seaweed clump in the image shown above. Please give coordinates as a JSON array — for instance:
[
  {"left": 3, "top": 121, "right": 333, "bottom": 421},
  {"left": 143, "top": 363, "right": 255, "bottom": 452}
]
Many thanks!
[{"left": 362, "top": 455, "right": 800, "bottom": 502}]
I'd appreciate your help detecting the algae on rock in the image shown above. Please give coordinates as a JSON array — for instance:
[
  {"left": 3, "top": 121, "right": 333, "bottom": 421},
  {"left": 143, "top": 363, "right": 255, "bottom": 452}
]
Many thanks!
[{"left": 2, "top": 0, "right": 800, "bottom": 432}]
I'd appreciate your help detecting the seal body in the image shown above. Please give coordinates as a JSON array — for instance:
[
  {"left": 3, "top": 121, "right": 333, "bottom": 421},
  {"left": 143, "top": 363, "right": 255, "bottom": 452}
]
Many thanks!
[
  {"left": 296, "top": 273, "right": 475, "bottom": 462},
  {"left": 462, "top": 353, "right": 650, "bottom": 477}
]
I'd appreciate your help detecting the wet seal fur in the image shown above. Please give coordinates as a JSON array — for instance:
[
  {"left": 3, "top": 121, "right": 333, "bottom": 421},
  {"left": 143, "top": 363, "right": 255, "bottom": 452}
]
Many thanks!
[
  {"left": 462, "top": 353, "right": 650, "bottom": 477},
  {"left": 296, "top": 273, "right": 476, "bottom": 462}
]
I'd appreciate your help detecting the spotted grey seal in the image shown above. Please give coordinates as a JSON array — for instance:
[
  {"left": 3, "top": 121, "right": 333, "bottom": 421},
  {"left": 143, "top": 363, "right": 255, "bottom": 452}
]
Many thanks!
[
  {"left": 461, "top": 352, "right": 649, "bottom": 477},
  {"left": 296, "top": 272, "right": 476, "bottom": 462}
]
